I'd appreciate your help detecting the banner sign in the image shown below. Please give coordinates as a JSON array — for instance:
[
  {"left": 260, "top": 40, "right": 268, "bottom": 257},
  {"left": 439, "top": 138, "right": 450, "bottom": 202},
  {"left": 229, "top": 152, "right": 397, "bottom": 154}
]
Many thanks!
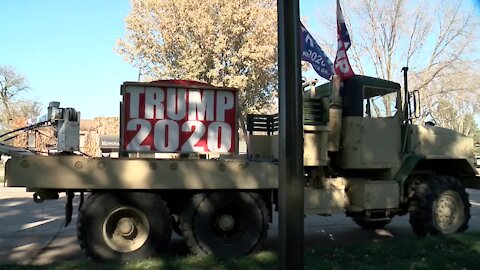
[
  {"left": 334, "top": 0, "right": 355, "bottom": 80},
  {"left": 99, "top": 135, "right": 120, "bottom": 149},
  {"left": 300, "top": 22, "right": 334, "bottom": 80},
  {"left": 122, "top": 81, "right": 237, "bottom": 153}
]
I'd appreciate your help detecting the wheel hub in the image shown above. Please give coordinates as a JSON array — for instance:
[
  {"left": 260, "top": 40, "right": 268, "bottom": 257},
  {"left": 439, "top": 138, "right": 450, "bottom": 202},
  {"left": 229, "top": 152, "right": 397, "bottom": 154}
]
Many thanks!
[
  {"left": 117, "top": 217, "right": 135, "bottom": 236},
  {"left": 217, "top": 214, "right": 235, "bottom": 231},
  {"left": 434, "top": 193, "right": 461, "bottom": 231},
  {"left": 102, "top": 207, "right": 150, "bottom": 253}
]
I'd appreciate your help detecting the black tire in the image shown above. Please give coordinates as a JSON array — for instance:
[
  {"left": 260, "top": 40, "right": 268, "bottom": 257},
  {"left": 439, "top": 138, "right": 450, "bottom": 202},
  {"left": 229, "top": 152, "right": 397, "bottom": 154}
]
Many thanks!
[
  {"left": 77, "top": 192, "right": 172, "bottom": 261},
  {"left": 351, "top": 217, "right": 391, "bottom": 229},
  {"left": 181, "top": 192, "right": 269, "bottom": 256},
  {"left": 409, "top": 175, "right": 471, "bottom": 236}
]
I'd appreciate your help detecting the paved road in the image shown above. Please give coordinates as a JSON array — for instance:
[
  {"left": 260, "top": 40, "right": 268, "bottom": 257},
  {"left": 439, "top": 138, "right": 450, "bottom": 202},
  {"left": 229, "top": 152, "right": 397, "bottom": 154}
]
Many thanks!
[{"left": 0, "top": 186, "right": 479, "bottom": 265}]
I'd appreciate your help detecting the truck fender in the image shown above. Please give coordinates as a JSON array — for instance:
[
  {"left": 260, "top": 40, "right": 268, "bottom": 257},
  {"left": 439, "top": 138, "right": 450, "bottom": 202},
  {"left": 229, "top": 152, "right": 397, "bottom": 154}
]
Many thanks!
[
  {"left": 393, "top": 154, "right": 425, "bottom": 194},
  {"left": 394, "top": 154, "right": 478, "bottom": 198}
]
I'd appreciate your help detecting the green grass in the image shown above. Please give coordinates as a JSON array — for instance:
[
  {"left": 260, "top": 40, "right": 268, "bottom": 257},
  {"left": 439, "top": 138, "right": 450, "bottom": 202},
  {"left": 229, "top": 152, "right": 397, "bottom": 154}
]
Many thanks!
[
  {"left": 1, "top": 232, "right": 480, "bottom": 270},
  {"left": 304, "top": 231, "right": 480, "bottom": 270},
  {"left": 0, "top": 252, "right": 277, "bottom": 270}
]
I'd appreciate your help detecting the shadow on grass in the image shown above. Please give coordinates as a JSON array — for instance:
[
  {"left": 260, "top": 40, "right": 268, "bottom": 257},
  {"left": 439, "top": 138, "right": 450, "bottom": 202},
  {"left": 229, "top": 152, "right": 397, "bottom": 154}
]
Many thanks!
[
  {"left": 0, "top": 251, "right": 277, "bottom": 270},
  {"left": 1, "top": 232, "right": 479, "bottom": 270},
  {"left": 305, "top": 231, "right": 480, "bottom": 270}
]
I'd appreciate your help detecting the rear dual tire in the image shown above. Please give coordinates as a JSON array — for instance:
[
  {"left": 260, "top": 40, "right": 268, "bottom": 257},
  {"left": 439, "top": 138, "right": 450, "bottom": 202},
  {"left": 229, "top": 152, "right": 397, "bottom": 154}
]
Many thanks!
[{"left": 181, "top": 192, "right": 269, "bottom": 256}]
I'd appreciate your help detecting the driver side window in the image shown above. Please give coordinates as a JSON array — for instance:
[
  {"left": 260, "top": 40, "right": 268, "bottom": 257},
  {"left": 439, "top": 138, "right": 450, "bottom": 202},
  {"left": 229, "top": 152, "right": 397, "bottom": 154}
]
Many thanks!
[{"left": 363, "top": 91, "right": 397, "bottom": 118}]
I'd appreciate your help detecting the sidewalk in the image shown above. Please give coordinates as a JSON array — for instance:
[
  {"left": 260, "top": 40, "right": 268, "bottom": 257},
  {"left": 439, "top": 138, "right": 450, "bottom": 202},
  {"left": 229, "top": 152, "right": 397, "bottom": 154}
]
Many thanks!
[{"left": 0, "top": 187, "right": 80, "bottom": 264}]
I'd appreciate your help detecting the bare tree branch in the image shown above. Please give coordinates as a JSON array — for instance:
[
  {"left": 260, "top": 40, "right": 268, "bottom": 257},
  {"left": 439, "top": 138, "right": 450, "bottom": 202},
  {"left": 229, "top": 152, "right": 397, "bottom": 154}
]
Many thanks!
[
  {"left": 0, "top": 66, "right": 40, "bottom": 133},
  {"left": 310, "top": 0, "right": 480, "bottom": 132}
]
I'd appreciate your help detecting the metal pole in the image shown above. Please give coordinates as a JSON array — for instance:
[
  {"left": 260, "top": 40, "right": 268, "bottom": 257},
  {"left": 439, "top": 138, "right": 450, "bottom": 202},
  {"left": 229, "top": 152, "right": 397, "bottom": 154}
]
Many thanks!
[
  {"left": 402, "top": 67, "right": 409, "bottom": 123},
  {"left": 277, "top": 0, "right": 304, "bottom": 269},
  {"left": 137, "top": 67, "right": 142, "bottom": 82}
]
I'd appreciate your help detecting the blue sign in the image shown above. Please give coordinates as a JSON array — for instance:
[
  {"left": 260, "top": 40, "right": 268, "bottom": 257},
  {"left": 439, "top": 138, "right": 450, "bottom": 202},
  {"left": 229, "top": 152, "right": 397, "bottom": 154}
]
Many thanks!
[{"left": 300, "top": 23, "right": 334, "bottom": 80}]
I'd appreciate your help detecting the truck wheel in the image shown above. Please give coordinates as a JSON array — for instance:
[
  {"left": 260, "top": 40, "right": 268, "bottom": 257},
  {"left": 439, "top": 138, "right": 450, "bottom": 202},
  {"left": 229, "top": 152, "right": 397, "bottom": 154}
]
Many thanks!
[
  {"left": 77, "top": 192, "right": 172, "bottom": 261},
  {"left": 181, "top": 192, "right": 269, "bottom": 256},
  {"left": 409, "top": 175, "right": 470, "bottom": 236},
  {"left": 351, "top": 217, "right": 391, "bottom": 229}
]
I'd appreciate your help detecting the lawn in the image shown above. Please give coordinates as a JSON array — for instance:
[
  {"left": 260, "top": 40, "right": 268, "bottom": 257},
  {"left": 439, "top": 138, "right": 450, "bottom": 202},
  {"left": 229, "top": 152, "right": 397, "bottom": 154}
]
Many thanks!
[{"left": 1, "top": 232, "right": 479, "bottom": 270}]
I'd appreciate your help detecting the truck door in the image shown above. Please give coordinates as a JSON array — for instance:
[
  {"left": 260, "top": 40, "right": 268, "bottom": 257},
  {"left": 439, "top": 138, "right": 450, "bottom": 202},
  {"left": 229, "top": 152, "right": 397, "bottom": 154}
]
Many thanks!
[{"left": 341, "top": 85, "right": 402, "bottom": 169}]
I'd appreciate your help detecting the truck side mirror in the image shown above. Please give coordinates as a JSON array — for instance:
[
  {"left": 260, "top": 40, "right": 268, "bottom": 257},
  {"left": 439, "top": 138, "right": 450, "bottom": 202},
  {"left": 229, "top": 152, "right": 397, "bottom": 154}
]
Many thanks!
[{"left": 408, "top": 90, "right": 420, "bottom": 119}]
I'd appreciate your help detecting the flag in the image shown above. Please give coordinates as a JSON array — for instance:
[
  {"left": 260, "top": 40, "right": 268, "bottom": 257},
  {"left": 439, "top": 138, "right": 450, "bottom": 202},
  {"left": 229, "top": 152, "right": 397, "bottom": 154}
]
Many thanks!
[
  {"left": 334, "top": 0, "right": 355, "bottom": 80},
  {"left": 300, "top": 22, "right": 334, "bottom": 80}
]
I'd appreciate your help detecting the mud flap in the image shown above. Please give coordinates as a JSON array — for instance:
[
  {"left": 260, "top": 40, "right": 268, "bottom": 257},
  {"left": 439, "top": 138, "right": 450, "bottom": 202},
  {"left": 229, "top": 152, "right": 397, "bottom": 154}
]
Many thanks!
[
  {"left": 65, "top": 191, "right": 74, "bottom": 227},
  {"left": 78, "top": 191, "right": 84, "bottom": 210}
]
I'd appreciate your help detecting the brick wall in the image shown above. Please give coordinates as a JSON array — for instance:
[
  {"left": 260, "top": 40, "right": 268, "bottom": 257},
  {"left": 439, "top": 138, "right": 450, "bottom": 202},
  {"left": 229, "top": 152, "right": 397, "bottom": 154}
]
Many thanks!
[{"left": 82, "top": 117, "right": 119, "bottom": 157}]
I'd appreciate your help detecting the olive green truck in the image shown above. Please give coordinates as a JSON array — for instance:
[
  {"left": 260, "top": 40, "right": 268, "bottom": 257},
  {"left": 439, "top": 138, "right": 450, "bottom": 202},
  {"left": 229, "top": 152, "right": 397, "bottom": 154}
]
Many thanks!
[{"left": 3, "top": 72, "right": 479, "bottom": 261}]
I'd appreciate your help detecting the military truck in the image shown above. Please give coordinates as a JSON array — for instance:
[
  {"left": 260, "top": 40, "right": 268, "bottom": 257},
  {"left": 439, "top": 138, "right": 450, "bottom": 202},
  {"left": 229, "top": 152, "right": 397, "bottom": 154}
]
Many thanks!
[{"left": 3, "top": 71, "right": 479, "bottom": 261}]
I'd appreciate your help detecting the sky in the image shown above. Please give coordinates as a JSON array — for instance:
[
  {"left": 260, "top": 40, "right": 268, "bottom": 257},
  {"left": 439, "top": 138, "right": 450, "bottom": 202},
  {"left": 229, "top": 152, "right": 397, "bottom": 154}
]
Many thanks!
[
  {"left": 0, "top": 0, "right": 479, "bottom": 119},
  {"left": 0, "top": 1, "right": 137, "bottom": 119},
  {"left": 0, "top": 0, "right": 318, "bottom": 119}
]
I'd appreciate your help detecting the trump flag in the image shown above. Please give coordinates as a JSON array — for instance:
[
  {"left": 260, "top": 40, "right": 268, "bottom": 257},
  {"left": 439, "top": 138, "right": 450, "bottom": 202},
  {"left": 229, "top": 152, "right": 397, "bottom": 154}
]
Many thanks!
[
  {"left": 300, "top": 22, "right": 334, "bottom": 80},
  {"left": 334, "top": 0, "right": 355, "bottom": 80}
]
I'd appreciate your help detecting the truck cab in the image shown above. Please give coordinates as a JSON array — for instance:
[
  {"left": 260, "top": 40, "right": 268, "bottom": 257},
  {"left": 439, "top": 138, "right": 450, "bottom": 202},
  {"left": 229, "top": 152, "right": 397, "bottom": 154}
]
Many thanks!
[{"left": 248, "top": 73, "right": 476, "bottom": 233}]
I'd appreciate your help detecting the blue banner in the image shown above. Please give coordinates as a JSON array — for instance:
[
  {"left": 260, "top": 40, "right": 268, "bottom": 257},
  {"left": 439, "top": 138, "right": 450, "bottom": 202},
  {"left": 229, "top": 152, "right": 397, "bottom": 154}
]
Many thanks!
[{"left": 300, "top": 23, "right": 334, "bottom": 80}]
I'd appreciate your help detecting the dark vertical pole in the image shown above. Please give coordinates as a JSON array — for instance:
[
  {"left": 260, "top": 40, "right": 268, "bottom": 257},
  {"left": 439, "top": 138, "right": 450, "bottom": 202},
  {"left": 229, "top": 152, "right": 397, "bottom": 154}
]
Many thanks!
[
  {"left": 278, "top": 0, "right": 304, "bottom": 269},
  {"left": 402, "top": 67, "right": 409, "bottom": 123}
]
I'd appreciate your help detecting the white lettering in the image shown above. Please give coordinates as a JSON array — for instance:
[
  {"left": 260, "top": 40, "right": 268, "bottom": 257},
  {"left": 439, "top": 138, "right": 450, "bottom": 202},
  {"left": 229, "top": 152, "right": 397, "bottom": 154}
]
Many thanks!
[
  {"left": 207, "top": 122, "right": 232, "bottom": 152},
  {"left": 336, "top": 49, "right": 346, "bottom": 60},
  {"left": 145, "top": 87, "right": 165, "bottom": 119},
  {"left": 124, "top": 85, "right": 237, "bottom": 153},
  {"left": 188, "top": 90, "right": 214, "bottom": 121},
  {"left": 181, "top": 121, "right": 206, "bottom": 152},
  {"left": 125, "top": 87, "right": 144, "bottom": 118},
  {"left": 216, "top": 91, "right": 234, "bottom": 121},
  {"left": 335, "top": 49, "right": 351, "bottom": 73},
  {"left": 337, "top": 59, "right": 350, "bottom": 73},
  {"left": 167, "top": 88, "right": 187, "bottom": 120},
  {"left": 304, "top": 32, "right": 314, "bottom": 47},
  {"left": 154, "top": 119, "right": 179, "bottom": 152},
  {"left": 126, "top": 119, "right": 151, "bottom": 151},
  {"left": 101, "top": 140, "right": 120, "bottom": 146}
]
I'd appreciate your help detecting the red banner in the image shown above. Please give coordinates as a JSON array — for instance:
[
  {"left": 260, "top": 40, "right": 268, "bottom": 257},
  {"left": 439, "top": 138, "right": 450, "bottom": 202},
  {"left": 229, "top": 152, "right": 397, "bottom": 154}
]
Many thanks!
[
  {"left": 122, "top": 81, "right": 237, "bottom": 153},
  {"left": 334, "top": 0, "right": 355, "bottom": 81}
]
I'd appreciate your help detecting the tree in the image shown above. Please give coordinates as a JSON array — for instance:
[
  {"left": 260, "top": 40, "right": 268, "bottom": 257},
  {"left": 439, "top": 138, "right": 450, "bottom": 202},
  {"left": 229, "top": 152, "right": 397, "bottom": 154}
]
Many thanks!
[
  {"left": 312, "top": 0, "right": 480, "bottom": 132},
  {"left": 117, "top": 0, "right": 278, "bottom": 121},
  {"left": 472, "top": 128, "right": 480, "bottom": 155},
  {"left": 433, "top": 99, "right": 477, "bottom": 136},
  {"left": 0, "top": 66, "right": 42, "bottom": 133}
]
